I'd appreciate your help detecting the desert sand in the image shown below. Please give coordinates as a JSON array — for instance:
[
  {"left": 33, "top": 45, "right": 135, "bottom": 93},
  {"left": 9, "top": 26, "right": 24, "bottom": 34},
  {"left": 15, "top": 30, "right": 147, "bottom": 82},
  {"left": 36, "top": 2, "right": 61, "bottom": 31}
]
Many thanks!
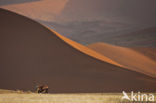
[
  {"left": 88, "top": 42, "right": 156, "bottom": 78},
  {"left": 131, "top": 47, "right": 156, "bottom": 62},
  {"left": 0, "top": 8, "right": 156, "bottom": 93},
  {"left": 1, "top": 0, "right": 68, "bottom": 21}
]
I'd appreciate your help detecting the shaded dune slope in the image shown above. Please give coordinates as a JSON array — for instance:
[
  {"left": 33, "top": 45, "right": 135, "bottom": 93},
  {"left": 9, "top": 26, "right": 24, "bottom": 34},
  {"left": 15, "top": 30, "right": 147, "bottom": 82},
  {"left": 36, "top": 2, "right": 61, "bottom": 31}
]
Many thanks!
[
  {"left": 0, "top": 8, "right": 156, "bottom": 93},
  {"left": 88, "top": 43, "right": 156, "bottom": 78}
]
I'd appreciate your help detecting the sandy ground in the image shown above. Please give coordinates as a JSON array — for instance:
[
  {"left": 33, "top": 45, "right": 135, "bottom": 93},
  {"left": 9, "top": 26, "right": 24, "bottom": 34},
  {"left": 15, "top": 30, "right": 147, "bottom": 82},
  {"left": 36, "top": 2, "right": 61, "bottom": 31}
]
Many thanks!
[{"left": 0, "top": 90, "right": 156, "bottom": 103}]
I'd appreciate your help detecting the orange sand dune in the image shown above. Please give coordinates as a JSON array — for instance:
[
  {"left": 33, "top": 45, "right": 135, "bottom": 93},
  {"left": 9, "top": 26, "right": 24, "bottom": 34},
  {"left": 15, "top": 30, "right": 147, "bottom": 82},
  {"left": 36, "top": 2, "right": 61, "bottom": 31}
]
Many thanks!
[
  {"left": 1, "top": 0, "right": 68, "bottom": 21},
  {"left": 131, "top": 47, "right": 156, "bottom": 62},
  {"left": 47, "top": 29, "right": 122, "bottom": 67},
  {"left": 88, "top": 42, "right": 156, "bottom": 78},
  {"left": 0, "top": 8, "right": 156, "bottom": 93}
]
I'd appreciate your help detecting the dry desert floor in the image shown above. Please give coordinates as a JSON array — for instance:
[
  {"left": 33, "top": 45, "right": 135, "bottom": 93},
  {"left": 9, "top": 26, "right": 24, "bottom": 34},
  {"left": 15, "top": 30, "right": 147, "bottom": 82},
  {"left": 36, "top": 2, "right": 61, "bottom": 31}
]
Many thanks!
[{"left": 0, "top": 89, "right": 155, "bottom": 103}]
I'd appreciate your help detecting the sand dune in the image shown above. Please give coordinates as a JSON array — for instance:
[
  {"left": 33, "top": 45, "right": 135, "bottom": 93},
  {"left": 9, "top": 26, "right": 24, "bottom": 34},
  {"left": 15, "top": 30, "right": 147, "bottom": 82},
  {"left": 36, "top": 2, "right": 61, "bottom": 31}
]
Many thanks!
[
  {"left": 131, "top": 47, "right": 156, "bottom": 62},
  {"left": 103, "top": 27, "right": 156, "bottom": 47},
  {"left": 0, "top": 8, "right": 156, "bottom": 93},
  {"left": 3, "top": 0, "right": 156, "bottom": 47},
  {"left": 0, "top": 0, "right": 40, "bottom": 6},
  {"left": 1, "top": 0, "right": 68, "bottom": 21},
  {"left": 46, "top": 27, "right": 122, "bottom": 67},
  {"left": 88, "top": 42, "right": 156, "bottom": 78}
]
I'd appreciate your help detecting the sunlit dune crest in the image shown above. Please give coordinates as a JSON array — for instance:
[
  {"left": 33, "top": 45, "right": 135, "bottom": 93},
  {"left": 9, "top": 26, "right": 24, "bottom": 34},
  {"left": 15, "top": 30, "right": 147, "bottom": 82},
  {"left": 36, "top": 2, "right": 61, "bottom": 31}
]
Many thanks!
[
  {"left": 46, "top": 27, "right": 123, "bottom": 67},
  {"left": 88, "top": 42, "right": 156, "bottom": 78},
  {"left": 1, "top": 0, "right": 69, "bottom": 21}
]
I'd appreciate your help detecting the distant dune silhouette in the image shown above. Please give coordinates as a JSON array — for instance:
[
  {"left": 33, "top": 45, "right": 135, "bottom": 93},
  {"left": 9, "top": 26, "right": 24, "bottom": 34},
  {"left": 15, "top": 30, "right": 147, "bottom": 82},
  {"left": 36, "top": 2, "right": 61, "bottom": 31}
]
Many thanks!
[
  {"left": 0, "top": 0, "right": 40, "bottom": 6},
  {"left": 0, "top": 8, "right": 156, "bottom": 93},
  {"left": 2, "top": 0, "right": 156, "bottom": 47},
  {"left": 103, "top": 27, "right": 156, "bottom": 47},
  {"left": 1, "top": 0, "right": 69, "bottom": 21}
]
